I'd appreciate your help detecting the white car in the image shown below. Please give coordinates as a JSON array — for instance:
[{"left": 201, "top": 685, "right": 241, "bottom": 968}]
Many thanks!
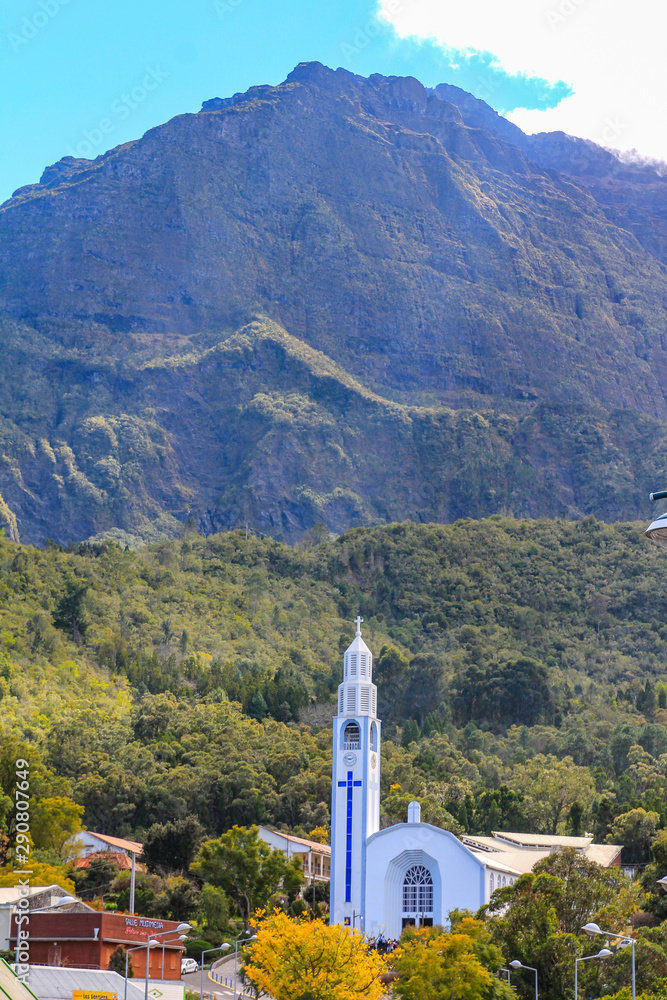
[{"left": 181, "top": 957, "right": 199, "bottom": 975}]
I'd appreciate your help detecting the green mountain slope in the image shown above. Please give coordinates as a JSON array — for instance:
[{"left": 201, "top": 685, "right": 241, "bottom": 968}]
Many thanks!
[
  {"left": 2, "top": 64, "right": 667, "bottom": 542},
  {"left": 2, "top": 518, "right": 667, "bottom": 842}
]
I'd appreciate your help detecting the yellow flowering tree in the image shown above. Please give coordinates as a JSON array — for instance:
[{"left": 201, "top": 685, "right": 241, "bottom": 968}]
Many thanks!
[
  {"left": 0, "top": 861, "right": 75, "bottom": 892},
  {"left": 393, "top": 919, "right": 514, "bottom": 1000},
  {"left": 244, "top": 910, "right": 387, "bottom": 1000}
]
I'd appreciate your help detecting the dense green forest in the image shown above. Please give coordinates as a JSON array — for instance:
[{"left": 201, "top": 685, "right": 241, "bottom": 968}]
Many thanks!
[{"left": 3, "top": 515, "right": 667, "bottom": 862}]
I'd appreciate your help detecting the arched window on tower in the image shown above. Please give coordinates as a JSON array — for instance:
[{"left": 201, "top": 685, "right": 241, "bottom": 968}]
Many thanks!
[
  {"left": 402, "top": 865, "right": 433, "bottom": 915},
  {"left": 343, "top": 721, "right": 361, "bottom": 750},
  {"left": 370, "top": 721, "right": 378, "bottom": 751}
]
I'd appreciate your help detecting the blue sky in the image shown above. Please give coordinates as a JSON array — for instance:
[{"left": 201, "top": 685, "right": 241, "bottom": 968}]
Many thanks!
[{"left": 0, "top": 0, "right": 572, "bottom": 205}]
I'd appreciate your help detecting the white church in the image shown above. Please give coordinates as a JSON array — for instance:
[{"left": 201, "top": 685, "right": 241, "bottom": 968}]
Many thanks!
[{"left": 330, "top": 618, "right": 621, "bottom": 938}]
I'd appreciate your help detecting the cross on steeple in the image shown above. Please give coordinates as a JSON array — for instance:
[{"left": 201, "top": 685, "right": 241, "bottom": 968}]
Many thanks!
[{"left": 355, "top": 615, "right": 363, "bottom": 636}]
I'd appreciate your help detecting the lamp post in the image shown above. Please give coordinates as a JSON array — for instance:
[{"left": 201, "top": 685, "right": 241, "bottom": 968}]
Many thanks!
[
  {"left": 509, "top": 960, "right": 538, "bottom": 1000},
  {"left": 124, "top": 939, "right": 159, "bottom": 1000},
  {"left": 582, "top": 922, "right": 636, "bottom": 1000},
  {"left": 199, "top": 943, "right": 230, "bottom": 1000},
  {"left": 30, "top": 895, "right": 79, "bottom": 913},
  {"left": 161, "top": 934, "right": 187, "bottom": 980},
  {"left": 233, "top": 932, "right": 257, "bottom": 1000},
  {"left": 148, "top": 924, "right": 191, "bottom": 985},
  {"left": 575, "top": 949, "right": 612, "bottom": 1000}
]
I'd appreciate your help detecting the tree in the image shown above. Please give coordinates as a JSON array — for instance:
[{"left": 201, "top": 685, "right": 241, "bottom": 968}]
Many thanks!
[
  {"left": 475, "top": 786, "right": 526, "bottom": 835},
  {"left": 142, "top": 816, "right": 206, "bottom": 874},
  {"left": 109, "top": 946, "right": 132, "bottom": 977},
  {"left": 0, "top": 862, "right": 74, "bottom": 892},
  {"left": 509, "top": 755, "right": 594, "bottom": 834},
  {"left": 191, "top": 825, "right": 303, "bottom": 926},
  {"left": 71, "top": 855, "right": 122, "bottom": 901},
  {"left": 154, "top": 875, "right": 200, "bottom": 921},
  {"left": 452, "top": 658, "right": 553, "bottom": 729},
  {"left": 403, "top": 654, "right": 446, "bottom": 727},
  {"left": 375, "top": 645, "right": 409, "bottom": 719},
  {"left": 196, "top": 884, "right": 230, "bottom": 936},
  {"left": 394, "top": 919, "right": 513, "bottom": 1000},
  {"left": 53, "top": 576, "right": 89, "bottom": 642},
  {"left": 485, "top": 850, "right": 636, "bottom": 1000},
  {"left": 31, "top": 796, "right": 84, "bottom": 859},
  {"left": 244, "top": 910, "right": 386, "bottom": 1000},
  {"left": 401, "top": 719, "right": 420, "bottom": 748},
  {"left": 640, "top": 830, "right": 667, "bottom": 921},
  {"left": 608, "top": 808, "right": 660, "bottom": 866}
]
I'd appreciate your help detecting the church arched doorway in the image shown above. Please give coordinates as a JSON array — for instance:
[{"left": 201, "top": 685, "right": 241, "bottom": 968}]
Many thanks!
[{"left": 401, "top": 864, "right": 434, "bottom": 929}]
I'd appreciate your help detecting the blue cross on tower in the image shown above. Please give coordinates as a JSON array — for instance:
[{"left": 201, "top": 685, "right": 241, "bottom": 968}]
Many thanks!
[{"left": 338, "top": 770, "right": 362, "bottom": 902}]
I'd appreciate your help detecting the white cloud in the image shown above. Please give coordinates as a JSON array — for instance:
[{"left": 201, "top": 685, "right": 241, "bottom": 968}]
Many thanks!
[{"left": 377, "top": 0, "right": 667, "bottom": 161}]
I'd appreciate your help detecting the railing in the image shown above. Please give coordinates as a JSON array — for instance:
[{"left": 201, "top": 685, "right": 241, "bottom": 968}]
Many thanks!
[
  {"left": 344, "top": 741, "right": 361, "bottom": 750},
  {"left": 209, "top": 970, "right": 253, "bottom": 995}
]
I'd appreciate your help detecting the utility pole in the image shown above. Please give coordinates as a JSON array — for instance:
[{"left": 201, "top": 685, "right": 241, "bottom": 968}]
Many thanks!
[{"left": 129, "top": 852, "right": 136, "bottom": 914}]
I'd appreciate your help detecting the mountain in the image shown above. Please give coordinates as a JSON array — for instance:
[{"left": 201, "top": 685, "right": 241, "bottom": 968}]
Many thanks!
[{"left": 1, "top": 62, "right": 667, "bottom": 544}]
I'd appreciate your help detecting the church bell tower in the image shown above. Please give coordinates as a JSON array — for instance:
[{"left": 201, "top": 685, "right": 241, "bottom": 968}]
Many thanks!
[{"left": 330, "top": 616, "right": 381, "bottom": 929}]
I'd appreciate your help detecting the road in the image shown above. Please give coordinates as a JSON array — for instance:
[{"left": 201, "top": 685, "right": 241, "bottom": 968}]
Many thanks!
[{"left": 182, "top": 963, "right": 250, "bottom": 999}]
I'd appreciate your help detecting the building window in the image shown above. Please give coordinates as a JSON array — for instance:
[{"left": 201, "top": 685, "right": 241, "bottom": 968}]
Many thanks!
[
  {"left": 370, "top": 722, "right": 378, "bottom": 751},
  {"left": 344, "top": 721, "right": 361, "bottom": 749},
  {"left": 360, "top": 686, "right": 370, "bottom": 713},
  {"left": 346, "top": 687, "right": 356, "bottom": 714},
  {"left": 490, "top": 872, "right": 494, "bottom": 892},
  {"left": 360, "top": 653, "right": 367, "bottom": 676},
  {"left": 402, "top": 865, "right": 433, "bottom": 914},
  {"left": 350, "top": 654, "right": 357, "bottom": 676}
]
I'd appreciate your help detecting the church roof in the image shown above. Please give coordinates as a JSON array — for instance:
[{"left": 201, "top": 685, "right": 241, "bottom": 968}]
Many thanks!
[
  {"left": 463, "top": 832, "right": 622, "bottom": 871},
  {"left": 491, "top": 832, "right": 593, "bottom": 849},
  {"left": 344, "top": 633, "right": 372, "bottom": 656},
  {"left": 343, "top": 615, "right": 372, "bottom": 656},
  {"left": 469, "top": 849, "right": 547, "bottom": 875},
  {"left": 366, "top": 822, "right": 485, "bottom": 867}
]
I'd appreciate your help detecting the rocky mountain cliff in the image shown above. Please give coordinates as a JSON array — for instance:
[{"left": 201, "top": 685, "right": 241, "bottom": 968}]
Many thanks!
[{"left": 1, "top": 62, "right": 667, "bottom": 544}]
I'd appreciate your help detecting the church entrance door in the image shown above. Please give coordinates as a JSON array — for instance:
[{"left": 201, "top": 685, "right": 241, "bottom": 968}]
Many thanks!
[{"left": 401, "top": 864, "right": 434, "bottom": 929}]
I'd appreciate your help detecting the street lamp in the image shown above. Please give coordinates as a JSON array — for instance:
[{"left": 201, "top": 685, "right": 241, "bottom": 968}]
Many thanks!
[
  {"left": 199, "top": 943, "right": 230, "bottom": 1000},
  {"left": 233, "top": 932, "right": 257, "bottom": 1000},
  {"left": 148, "top": 925, "right": 191, "bottom": 984},
  {"left": 575, "top": 949, "right": 612, "bottom": 1000},
  {"left": 645, "top": 491, "right": 667, "bottom": 548},
  {"left": 509, "top": 960, "right": 538, "bottom": 1000},
  {"left": 582, "top": 922, "right": 636, "bottom": 1000},
  {"left": 31, "top": 895, "right": 79, "bottom": 912},
  {"left": 161, "top": 934, "right": 187, "bottom": 980},
  {"left": 124, "top": 939, "right": 160, "bottom": 1000}
]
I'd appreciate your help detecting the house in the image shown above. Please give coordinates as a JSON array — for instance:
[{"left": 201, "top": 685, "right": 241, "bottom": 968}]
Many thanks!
[
  {"left": 0, "top": 887, "right": 91, "bottom": 952},
  {"left": 72, "top": 851, "right": 146, "bottom": 874},
  {"left": 8, "top": 912, "right": 184, "bottom": 980},
  {"left": 74, "top": 833, "right": 143, "bottom": 860},
  {"left": 257, "top": 829, "right": 331, "bottom": 883}
]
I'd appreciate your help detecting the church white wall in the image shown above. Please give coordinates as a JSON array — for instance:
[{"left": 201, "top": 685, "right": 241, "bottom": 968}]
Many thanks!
[{"left": 364, "top": 823, "right": 486, "bottom": 940}]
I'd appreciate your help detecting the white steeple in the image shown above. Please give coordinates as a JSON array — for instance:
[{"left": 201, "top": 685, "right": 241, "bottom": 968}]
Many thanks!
[
  {"left": 330, "top": 616, "right": 381, "bottom": 930},
  {"left": 336, "top": 615, "right": 377, "bottom": 718}
]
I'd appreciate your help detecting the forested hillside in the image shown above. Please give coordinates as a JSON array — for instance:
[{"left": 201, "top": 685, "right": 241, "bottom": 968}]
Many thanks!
[{"left": 2, "top": 516, "right": 667, "bottom": 862}]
